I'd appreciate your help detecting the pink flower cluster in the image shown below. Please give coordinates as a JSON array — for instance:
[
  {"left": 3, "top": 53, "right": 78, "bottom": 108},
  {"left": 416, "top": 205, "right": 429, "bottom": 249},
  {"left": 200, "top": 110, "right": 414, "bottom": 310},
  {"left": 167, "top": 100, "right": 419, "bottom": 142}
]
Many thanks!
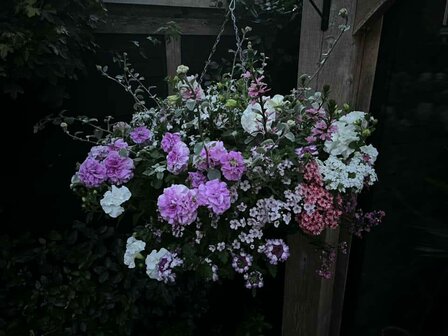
[
  {"left": 248, "top": 76, "right": 270, "bottom": 100},
  {"left": 297, "top": 161, "right": 342, "bottom": 235},
  {"left": 195, "top": 141, "right": 246, "bottom": 182},
  {"left": 162, "top": 133, "right": 190, "bottom": 175},
  {"left": 197, "top": 180, "right": 231, "bottom": 215},
  {"left": 78, "top": 139, "right": 134, "bottom": 188}
]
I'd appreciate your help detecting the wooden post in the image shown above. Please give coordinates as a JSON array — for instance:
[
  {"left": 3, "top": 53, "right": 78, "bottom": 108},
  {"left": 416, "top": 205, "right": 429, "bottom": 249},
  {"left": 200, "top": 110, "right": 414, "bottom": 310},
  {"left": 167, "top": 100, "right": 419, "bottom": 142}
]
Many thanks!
[
  {"left": 165, "top": 36, "right": 182, "bottom": 93},
  {"left": 282, "top": 0, "right": 392, "bottom": 335}
]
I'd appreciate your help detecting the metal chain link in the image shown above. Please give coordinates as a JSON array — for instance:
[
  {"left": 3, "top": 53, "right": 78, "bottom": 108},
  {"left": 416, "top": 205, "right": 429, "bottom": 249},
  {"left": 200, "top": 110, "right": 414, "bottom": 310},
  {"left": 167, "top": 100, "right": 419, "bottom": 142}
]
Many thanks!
[
  {"left": 199, "top": 0, "right": 242, "bottom": 84},
  {"left": 199, "top": 9, "right": 230, "bottom": 84}
]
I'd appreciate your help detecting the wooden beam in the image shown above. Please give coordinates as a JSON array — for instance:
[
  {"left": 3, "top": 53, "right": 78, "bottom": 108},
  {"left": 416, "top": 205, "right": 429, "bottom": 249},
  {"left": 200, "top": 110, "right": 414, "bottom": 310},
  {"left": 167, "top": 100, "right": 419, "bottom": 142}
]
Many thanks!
[
  {"left": 353, "top": 0, "right": 394, "bottom": 34},
  {"left": 97, "top": 4, "right": 233, "bottom": 35},
  {"left": 103, "top": 0, "right": 227, "bottom": 9},
  {"left": 165, "top": 36, "right": 181, "bottom": 93},
  {"left": 283, "top": 0, "right": 387, "bottom": 335}
]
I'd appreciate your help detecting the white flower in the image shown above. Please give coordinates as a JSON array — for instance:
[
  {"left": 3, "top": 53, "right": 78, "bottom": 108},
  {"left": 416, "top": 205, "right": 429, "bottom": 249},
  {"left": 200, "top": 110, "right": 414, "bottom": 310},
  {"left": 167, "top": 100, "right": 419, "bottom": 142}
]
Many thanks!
[
  {"left": 123, "top": 236, "right": 146, "bottom": 268},
  {"left": 324, "top": 121, "right": 359, "bottom": 158},
  {"left": 176, "top": 65, "right": 189, "bottom": 75},
  {"left": 100, "top": 185, "right": 132, "bottom": 218},
  {"left": 264, "top": 94, "right": 284, "bottom": 113},
  {"left": 241, "top": 103, "right": 276, "bottom": 135},
  {"left": 145, "top": 248, "right": 170, "bottom": 280},
  {"left": 360, "top": 144, "right": 378, "bottom": 164},
  {"left": 339, "top": 111, "right": 367, "bottom": 127}
]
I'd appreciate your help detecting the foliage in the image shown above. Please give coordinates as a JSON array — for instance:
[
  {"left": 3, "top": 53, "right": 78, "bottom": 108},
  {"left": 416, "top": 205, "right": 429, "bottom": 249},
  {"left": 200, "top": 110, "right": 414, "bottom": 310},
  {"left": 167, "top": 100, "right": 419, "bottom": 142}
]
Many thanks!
[
  {"left": 0, "top": 0, "right": 105, "bottom": 100},
  {"left": 0, "top": 220, "right": 211, "bottom": 335}
]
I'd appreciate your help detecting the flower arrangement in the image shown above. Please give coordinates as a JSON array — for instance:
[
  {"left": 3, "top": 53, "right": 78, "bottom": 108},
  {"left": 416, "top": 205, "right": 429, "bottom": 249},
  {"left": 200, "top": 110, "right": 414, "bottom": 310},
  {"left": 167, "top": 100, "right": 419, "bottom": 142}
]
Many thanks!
[{"left": 64, "top": 34, "right": 383, "bottom": 290}]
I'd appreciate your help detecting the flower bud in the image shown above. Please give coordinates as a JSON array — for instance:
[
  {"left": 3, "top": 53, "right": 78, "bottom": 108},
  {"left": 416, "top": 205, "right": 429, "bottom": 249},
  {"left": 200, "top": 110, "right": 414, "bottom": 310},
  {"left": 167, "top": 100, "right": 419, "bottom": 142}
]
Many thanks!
[
  {"left": 176, "top": 65, "right": 189, "bottom": 75},
  {"left": 225, "top": 99, "right": 237, "bottom": 109},
  {"left": 287, "top": 119, "right": 296, "bottom": 127},
  {"left": 362, "top": 129, "right": 371, "bottom": 137}
]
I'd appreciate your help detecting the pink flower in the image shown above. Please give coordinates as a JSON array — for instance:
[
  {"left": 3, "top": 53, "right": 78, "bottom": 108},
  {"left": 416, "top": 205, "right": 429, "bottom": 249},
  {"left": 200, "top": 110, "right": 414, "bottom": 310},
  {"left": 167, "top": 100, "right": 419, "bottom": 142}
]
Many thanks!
[
  {"left": 157, "top": 184, "right": 198, "bottom": 226},
  {"left": 220, "top": 151, "right": 245, "bottom": 181},
  {"left": 167, "top": 141, "right": 190, "bottom": 175},
  {"left": 78, "top": 157, "right": 107, "bottom": 188},
  {"left": 130, "top": 126, "right": 152, "bottom": 144},
  {"left": 188, "top": 172, "right": 207, "bottom": 188},
  {"left": 161, "top": 132, "right": 181, "bottom": 153},
  {"left": 104, "top": 151, "right": 134, "bottom": 185},
  {"left": 109, "top": 139, "right": 129, "bottom": 152},
  {"left": 196, "top": 141, "right": 228, "bottom": 170},
  {"left": 197, "top": 179, "right": 231, "bottom": 215}
]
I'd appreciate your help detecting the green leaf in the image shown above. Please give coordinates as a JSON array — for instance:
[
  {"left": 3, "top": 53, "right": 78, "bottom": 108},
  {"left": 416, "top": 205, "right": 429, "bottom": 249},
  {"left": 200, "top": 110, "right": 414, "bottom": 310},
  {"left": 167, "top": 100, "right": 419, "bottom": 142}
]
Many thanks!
[
  {"left": 185, "top": 99, "right": 196, "bottom": 111},
  {"left": 207, "top": 168, "right": 221, "bottom": 180},
  {"left": 284, "top": 132, "right": 295, "bottom": 142},
  {"left": 193, "top": 142, "right": 204, "bottom": 155}
]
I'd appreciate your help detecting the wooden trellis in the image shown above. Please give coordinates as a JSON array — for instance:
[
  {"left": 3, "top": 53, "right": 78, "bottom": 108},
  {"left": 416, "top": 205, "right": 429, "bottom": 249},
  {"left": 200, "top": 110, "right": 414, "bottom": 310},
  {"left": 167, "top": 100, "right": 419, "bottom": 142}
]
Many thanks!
[{"left": 98, "top": 0, "right": 394, "bottom": 334}]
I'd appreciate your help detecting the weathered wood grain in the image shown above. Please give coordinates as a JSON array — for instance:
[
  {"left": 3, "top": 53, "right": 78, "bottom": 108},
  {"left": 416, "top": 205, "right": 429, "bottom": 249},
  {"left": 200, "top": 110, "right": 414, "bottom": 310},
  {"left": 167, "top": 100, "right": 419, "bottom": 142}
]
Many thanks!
[
  {"left": 283, "top": 0, "right": 387, "bottom": 335},
  {"left": 103, "top": 0, "right": 227, "bottom": 9},
  {"left": 97, "top": 4, "right": 232, "bottom": 36}
]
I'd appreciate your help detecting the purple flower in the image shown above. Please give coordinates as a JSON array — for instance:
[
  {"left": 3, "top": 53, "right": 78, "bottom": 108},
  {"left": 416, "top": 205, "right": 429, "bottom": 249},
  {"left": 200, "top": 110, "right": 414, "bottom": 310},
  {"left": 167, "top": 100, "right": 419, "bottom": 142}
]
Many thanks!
[
  {"left": 157, "top": 184, "right": 198, "bottom": 226},
  {"left": 295, "top": 145, "right": 318, "bottom": 159},
  {"left": 188, "top": 171, "right": 207, "bottom": 188},
  {"left": 262, "top": 239, "right": 290, "bottom": 265},
  {"left": 196, "top": 141, "right": 228, "bottom": 170},
  {"left": 145, "top": 248, "right": 183, "bottom": 283},
  {"left": 167, "top": 141, "right": 190, "bottom": 175},
  {"left": 78, "top": 157, "right": 107, "bottom": 188},
  {"left": 197, "top": 179, "right": 231, "bottom": 215},
  {"left": 130, "top": 126, "right": 152, "bottom": 144},
  {"left": 88, "top": 145, "right": 110, "bottom": 161},
  {"left": 161, "top": 132, "right": 181, "bottom": 153},
  {"left": 220, "top": 151, "right": 245, "bottom": 181},
  {"left": 104, "top": 151, "right": 134, "bottom": 185},
  {"left": 231, "top": 252, "right": 253, "bottom": 273},
  {"left": 244, "top": 271, "right": 264, "bottom": 289},
  {"left": 109, "top": 139, "right": 129, "bottom": 152}
]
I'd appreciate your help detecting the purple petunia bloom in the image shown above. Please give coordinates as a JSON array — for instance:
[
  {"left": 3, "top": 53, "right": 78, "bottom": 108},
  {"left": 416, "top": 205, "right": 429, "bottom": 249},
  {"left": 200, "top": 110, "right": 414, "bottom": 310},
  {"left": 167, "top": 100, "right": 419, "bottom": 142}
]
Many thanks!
[
  {"left": 295, "top": 145, "right": 318, "bottom": 159},
  {"left": 196, "top": 141, "right": 228, "bottom": 170},
  {"left": 262, "top": 239, "right": 290, "bottom": 265},
  {"left": 167, "top": 141, "right": 190, "bottom": 175},
  {"left": 157, "top": 184, "right": 198, "bottom": 226},
  {"left": 109, "top": 138, "right": 129, "bottom": 152},
  {"left": 220, "top": 151, "right": 246, "bottom": 181},
  {"left": 104, "top": 151, "right": 134, "bottom": 185},
  {"left": 130, "top": 126, "right": 152, "bottom": 144},
  {"left": 197, "top": 179, "right": 231, "bottom": 215},
  {"left": 78, "top": 157, "right": 107, "bottom": 188},
  {"left": 188, "top": 171, "right": 207, "bottom": 188},
  {"left": 88, "top": 145, "right": 110, "bottom": 161},
  {"left": 161, "top": 132, "right": 181, "bottom": 153}
]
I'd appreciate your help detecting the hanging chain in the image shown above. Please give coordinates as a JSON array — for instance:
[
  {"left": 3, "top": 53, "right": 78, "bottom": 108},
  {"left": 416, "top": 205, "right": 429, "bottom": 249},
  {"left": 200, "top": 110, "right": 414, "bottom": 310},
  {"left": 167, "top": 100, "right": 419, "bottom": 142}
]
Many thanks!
[
  {"left": 229, "top": 0, "right": 243, "bottom": 63},
  {"left": 199, "top": 9, "right": 230, "bottom": 84},
  {"left": 199, "top": 0, "right": 242, "bottom": 84}
]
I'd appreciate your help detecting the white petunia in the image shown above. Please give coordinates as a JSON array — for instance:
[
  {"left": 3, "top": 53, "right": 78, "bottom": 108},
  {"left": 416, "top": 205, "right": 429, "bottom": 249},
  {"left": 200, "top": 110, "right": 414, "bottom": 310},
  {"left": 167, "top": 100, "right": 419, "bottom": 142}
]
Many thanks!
[
  {"left": 241, "top": 103, "right": 276, "bottom": 135},
  {"left": 176, "top": 65, "right": 189, "bottom": 75},
  {"left": 324, "top": 121, "right": 359, "bottom": 158},
  {"left": 360, "top": 144, "right": 378, "bottom": 164},
  {"left": 124, "top": 236, "right": 146, "bottom": 268},
  {"left": 264, "top": 94, "right": 284, "bottom": 113},
  {"left": 339, "top": 111, "right": 367, "bottom": 127},
  {"left": 100, "top": 185, "right": 132, "bottom": 218},
  {"left": 145, "top": 248, "right": 170, "bottom": 281}
]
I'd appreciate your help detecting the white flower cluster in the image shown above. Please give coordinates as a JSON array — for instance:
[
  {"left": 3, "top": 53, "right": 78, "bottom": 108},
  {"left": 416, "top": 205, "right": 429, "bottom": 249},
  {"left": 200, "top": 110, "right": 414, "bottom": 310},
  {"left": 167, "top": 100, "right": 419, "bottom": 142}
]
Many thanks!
[
  {"left": 318, "top": 152, "right": 378, "bottom": 192},
  {"left": 100, "top": 185, "right": 132, "bottom": 218},
  {"left": 324, "top": 111, "right": 366, "bottom": 158}
]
